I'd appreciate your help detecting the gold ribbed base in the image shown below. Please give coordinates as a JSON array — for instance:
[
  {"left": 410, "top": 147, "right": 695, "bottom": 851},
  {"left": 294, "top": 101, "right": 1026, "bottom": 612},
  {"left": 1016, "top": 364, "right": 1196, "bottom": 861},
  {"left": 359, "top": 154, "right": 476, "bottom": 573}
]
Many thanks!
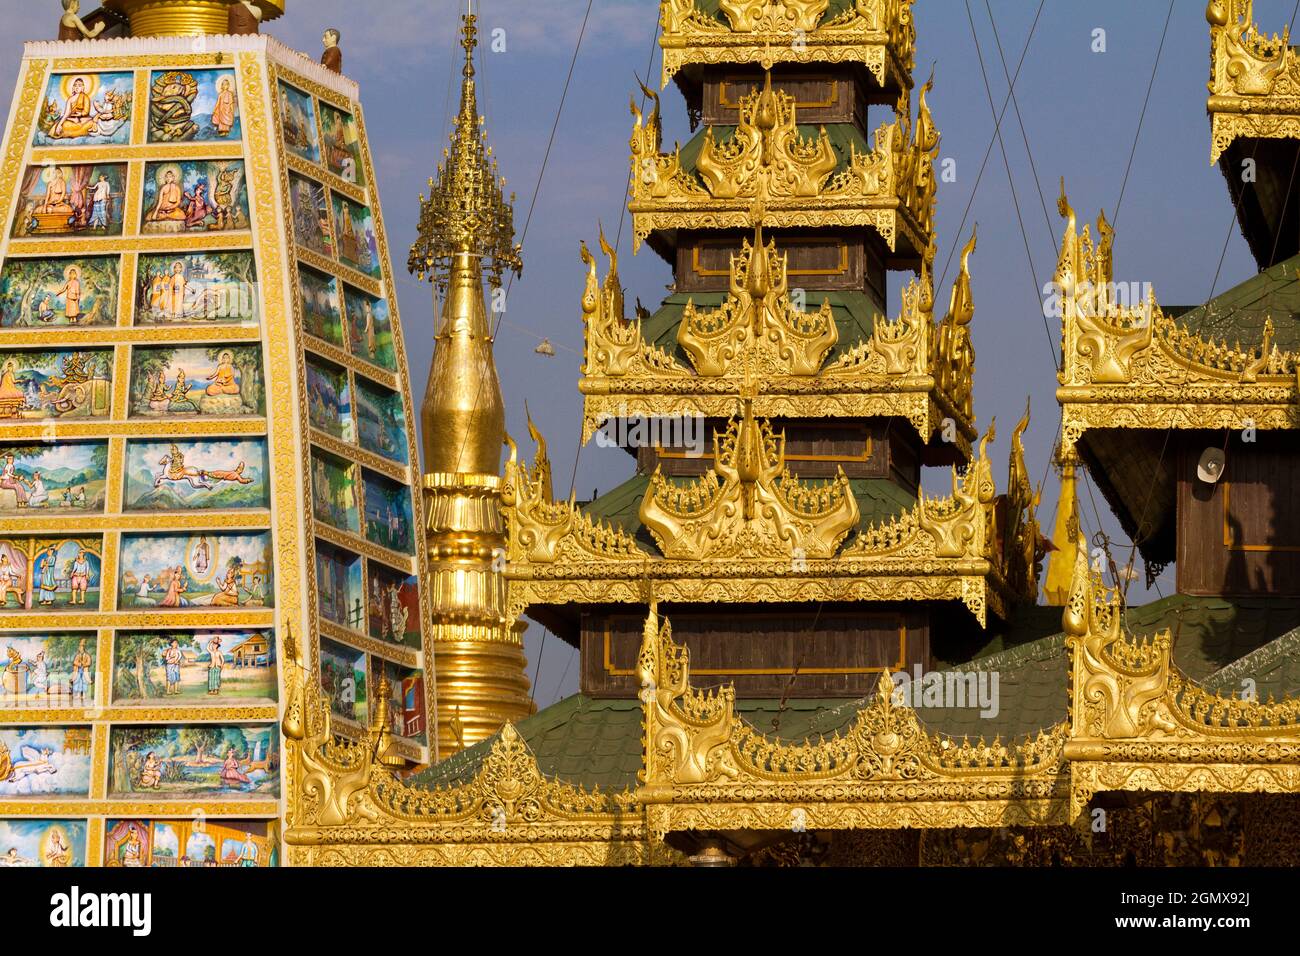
[
  {"left": 433, "top": 639, "right": 534, "bottom": 758},
  {"left": 104, "top": 0, "right": 284, "bottom": 36}
]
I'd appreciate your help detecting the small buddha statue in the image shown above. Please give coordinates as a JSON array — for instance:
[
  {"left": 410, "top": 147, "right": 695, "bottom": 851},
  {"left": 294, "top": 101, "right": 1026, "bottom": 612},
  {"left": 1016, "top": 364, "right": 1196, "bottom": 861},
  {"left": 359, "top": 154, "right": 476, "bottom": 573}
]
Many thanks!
[
  {"left": 228, "top": 0, "right": 262, "bottom": 35},
  {"left": 321, "top": 27, "right": 343, "bottom": 74},
  {"left": 58, "top": 0, "right": 106, "bottom": 40}
]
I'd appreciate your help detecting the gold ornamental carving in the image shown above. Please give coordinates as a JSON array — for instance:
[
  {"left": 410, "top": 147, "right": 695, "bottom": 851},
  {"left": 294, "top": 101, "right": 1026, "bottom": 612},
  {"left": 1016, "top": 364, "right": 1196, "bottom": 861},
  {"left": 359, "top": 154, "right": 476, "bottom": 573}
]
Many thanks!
[
  {"left": 628, "top": 70, "right": 936, "bottom": 256},
  {"left": 1061, "top": 535, "right": 1300, "bottom": 819},
  {"left": 637, "top": 607, "right": 1070, "bottom": 833},
  {"left": 578, "top": 218, "right": 976, "bottom": 450},
  {"left": 504, "top": 414, "right": 1037, "bottom": 627},
  {"left": 1054, "top": 185, "right": 1300, "bottom": 456},
  {"left": 1206, "top": 0, "right": 1300, "bottom": 161},
  {"left": 640, "top": 391, "right": 860, "bottom": 561},
  {"left": 658, "top": 0, "right": 916, "bottom": 92}
]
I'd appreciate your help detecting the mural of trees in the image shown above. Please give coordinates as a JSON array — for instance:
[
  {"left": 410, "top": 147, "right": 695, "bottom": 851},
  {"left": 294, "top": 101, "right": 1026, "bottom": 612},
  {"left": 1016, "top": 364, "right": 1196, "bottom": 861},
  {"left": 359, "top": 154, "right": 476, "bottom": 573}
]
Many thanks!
[{"left": 0, "top": 256, "right": 118, "bottom": 327}]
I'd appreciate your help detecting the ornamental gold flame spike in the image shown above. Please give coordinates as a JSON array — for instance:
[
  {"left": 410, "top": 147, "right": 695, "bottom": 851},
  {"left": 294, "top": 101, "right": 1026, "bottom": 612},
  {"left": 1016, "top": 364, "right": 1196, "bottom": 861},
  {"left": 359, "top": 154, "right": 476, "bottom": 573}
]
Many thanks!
[{"left": 409, "top": 12, "right": 523, "bottom": 289}]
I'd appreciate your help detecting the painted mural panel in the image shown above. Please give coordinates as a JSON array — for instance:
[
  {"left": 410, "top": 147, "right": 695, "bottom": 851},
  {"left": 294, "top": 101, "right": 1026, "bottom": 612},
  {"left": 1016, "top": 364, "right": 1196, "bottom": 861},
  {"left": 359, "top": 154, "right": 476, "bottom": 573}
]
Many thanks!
[
  {"left": 0, "top": 350, "right": 111, "bottom": 421},
  {"left": 142, "top": 159, "right": 248, "bottom": 234},
  {"left": 320, "top": 102, "right": 364, "bottom": 186},
  {"left": 108, "top": 724, "right": 280, "bottom": 799},
  {"left": 315, "top": 542, "right": 363, "bottom": 629},
  {"left": 119, "top": 533, "right": 272, "bottom": 611},
  {"left": 288, "top": 172, "right": 333, "bottom": 257},
  {"left": 342, "top": 286, "right": 395, "bottom": 370},
  {"left": 332, "top": 194, "right": 379, "bottom": 278},
  {"left": 112, "top": 630, "right": 276, "bottom": 706},
  {"left": 373, "top": 660, "right": 427, "bottom": 743},
  {"left": 0, "top": 538, "right": 102, "bottom": 612},
  {"left": 0, "top": 255, "right": 119, "bottom": 328},
  {"left": 148, "top": 68, "right": 240, "bottom": 142},
  {"left": 320, "top": 637, "right": 367, "bottom": 726},
  {"left": 0, "top": 727, "right": 92, "bottom": 797},
  {"left": 11, "top": 163, "right": 126, "bottom": 238},
  {"left": 124, "top": 439, "right": 268, "bottom": 511},
  {"left": 299, "top": 264, "right": 343, "bottom": 345},
  {"left": 355, "top": 378, "right": 409, "bottom": 465},
  {"left": 278, "top": 80, "right": 319, "bottom": 163},
  {"left": 367, "top": 562, "right": 420, "bottom": 648},
  {"left": 0, "top": 442, "right": 107, "bottom": 513},
  {"left": 363, "top": 470, "right": 414, "bottom": 554},
  {"left": 135, "top": 251, "right": 258, "bottom": 326},
  {"left": 311, "top": 451, "right": 359, "bottom": 535},
  {"left": 130, "top": 345, "right": 265, "bottom": 418},
  {"left": 34, "top": 71, "right": 133, "bottom": 147},
  {"left": 0, "top": 819, "right": 86, "bottom": 867},
  {"left": 0, "top": 633, "right": 96, "bottom": 709},
  {"left": 305, "top": 356, "right": 352, "bottom": 441},
  {"left": 106, "top": 818, "right": 277, "bottom": 867}
]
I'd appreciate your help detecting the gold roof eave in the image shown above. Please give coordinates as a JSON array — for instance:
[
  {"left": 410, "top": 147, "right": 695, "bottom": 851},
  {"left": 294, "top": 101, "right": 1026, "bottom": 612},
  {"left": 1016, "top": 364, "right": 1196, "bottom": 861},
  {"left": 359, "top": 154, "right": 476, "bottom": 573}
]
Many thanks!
[
  {"left": 577, "top": 202, "right": 972, "bottom": 452},
  {"left": 103, "top": 0, "right": 284, "bottom": 36},
  {"left": 636, "top": 607, "right": 1070, "bottom": 834},
  {"left": 1206, "top": 0, "right": 1300, "bottom": 162},
  {"left": 1061, "top": 538, "right": 1300, "bottom": 818},
  {"left": 658, "top": 0, "right": 916, "bottom": 94},
  {"left": 501, "top": 412, "right": 1040, "bottom": 628},
  {"left": 628, "top": 72, "right": 938, "bottom": 259},
  {"left": 1053, "top": 185, "right": 1300, "bottom": 459}
]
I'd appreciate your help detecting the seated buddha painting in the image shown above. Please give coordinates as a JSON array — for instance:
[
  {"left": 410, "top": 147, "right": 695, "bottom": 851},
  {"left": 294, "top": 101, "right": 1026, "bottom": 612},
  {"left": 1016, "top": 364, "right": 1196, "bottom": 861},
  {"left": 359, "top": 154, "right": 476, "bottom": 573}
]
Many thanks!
[
  {"left": 141, "top": 160, "right": 249, "bottom": 235},
  {"left": 11, "top": 163, "right": 126, "bottom": 238},
  {"left": 33, "top": 72, "right": 133, "bottom": 148},
  {"left": 129, "top": 346, "right": 265, "bottom": 418}
]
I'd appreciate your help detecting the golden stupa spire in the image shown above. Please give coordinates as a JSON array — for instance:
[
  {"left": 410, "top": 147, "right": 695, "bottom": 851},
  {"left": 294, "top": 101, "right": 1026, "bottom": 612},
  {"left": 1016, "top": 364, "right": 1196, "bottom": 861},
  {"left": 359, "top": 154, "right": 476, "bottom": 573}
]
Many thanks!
[
  {"left": 414, "top": 10, "right": 521, "bottom": 477},
  {"left": 416, "top": 8, "right": 533, "bottom": 758}
]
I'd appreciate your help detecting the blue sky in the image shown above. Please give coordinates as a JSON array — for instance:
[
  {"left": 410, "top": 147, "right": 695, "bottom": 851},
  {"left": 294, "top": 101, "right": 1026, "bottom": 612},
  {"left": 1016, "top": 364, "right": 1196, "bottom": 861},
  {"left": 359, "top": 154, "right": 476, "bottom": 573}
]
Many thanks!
[{"left": 0, "top": 1, "right": 1281, "bottom": 707}]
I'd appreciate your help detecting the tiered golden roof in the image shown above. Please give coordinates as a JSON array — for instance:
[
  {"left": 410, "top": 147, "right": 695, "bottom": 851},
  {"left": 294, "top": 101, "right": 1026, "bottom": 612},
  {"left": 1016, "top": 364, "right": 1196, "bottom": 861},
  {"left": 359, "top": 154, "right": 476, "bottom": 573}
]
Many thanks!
[
  {"left": 1054, "top": 183, "right": 1300, "bottom": 461},
  {"left": 658, "top": 0, "right": 916, "bottom": 93},
  {"left": 629, "top": 70, "right": 937, "bottom": 258},
  {"left": 579, "top": 212, "right": 976, "bottom": 452},
  {"left": 1206, "top": 0, "right": 1299, "bottom": 162},
  {"left": 502, "top": 405, "right": 1037, "bottom": 627}
]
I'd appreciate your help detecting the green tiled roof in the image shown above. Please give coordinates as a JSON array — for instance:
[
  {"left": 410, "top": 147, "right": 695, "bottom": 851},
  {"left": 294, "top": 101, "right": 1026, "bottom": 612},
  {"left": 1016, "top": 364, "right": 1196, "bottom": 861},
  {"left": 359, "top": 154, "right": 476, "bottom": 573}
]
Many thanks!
[
  {"left": 1202, "top": 627, "right": 1300, "bottom": 699},
  {"left": 1166, "top": 252, "right": 1300, "bottom": 353},
  {"left": 410, "top": 694, "right": 861, "bottom": 794},
  {"left": 580, "top": 472, "right": 917, "bottom": 552},
  {"left": 1123, "top": 594, "right": 1300, "bottom": 681},
  {"left": 640, "top": 291, "right": 885, "bottom": 366}
]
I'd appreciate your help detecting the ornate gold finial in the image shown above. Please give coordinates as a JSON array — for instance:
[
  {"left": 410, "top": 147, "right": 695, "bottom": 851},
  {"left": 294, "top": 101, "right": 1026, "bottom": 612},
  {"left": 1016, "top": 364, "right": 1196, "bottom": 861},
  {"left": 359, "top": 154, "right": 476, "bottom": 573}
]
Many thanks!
[{"left": 410, "top": 12, "right": 523, "bottom": 289}]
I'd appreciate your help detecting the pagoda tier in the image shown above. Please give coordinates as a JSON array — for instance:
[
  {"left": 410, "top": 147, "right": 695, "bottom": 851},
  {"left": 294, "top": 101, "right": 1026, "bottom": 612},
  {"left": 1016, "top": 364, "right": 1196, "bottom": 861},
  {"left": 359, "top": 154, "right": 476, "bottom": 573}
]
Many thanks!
[
  {"left": 284, "top": 546, "right": 1300, "bottom": 864},
  {"left": 502, "top": 396, "right": 1038, "bottom": 643},
  {"left": 1053, "top": 186, "right": 1300, "bottom": 583},
  {"left": 579, "top": 215, "right": 976, "bottom": 458},
  {"left": 1207, "top": 0, "right": 1300, "bottom": 267},
  {"left": 659, "top": 0, "right": 916, "bottom": 101},
  {"left": 629, "top": 69, "right": 936, "bottom": 265}
]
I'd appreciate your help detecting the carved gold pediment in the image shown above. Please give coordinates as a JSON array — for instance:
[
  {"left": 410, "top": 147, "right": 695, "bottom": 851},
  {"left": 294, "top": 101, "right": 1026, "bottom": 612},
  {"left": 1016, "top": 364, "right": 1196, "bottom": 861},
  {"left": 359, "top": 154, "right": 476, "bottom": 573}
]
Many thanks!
[
  {"left": 578, "top": 222, "right": 977, "bottom": 451},
  {"left": 1061, "top": 536, "right": 1300, "bottom": 818},
  {"left": 501, "top": 427, "right": 648, "bottom": 566},
  {"left": 282, "top": 627, "right": 661, "bottom": 865},
  {"left": 1206, "top": 1, "right": 1300, "bottom": 161},
  {"left": 637, "top": 606, "right": 1070, "bottom": 833},
  {"left": 629, "top": 70, "right": 937, "bottom": 255},
  {"left": 658, "top": 0, "right": 917, "bottom": 92},
  {"left": 678, "top": 215, "right": 838, "bottom": 377},
  {"left": 639, "top": 393, "right": 860, "bottom": 560},
  {"left": 1055, "top": 184, "right": 1300, "bottom": 456}
]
